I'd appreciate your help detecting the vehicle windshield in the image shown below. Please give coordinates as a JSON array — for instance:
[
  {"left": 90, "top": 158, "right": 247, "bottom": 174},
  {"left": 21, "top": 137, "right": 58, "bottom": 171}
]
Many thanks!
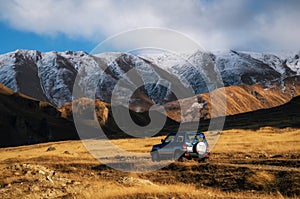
[{"left": 164, "top": 135, "right": 175, "bottom": 143}]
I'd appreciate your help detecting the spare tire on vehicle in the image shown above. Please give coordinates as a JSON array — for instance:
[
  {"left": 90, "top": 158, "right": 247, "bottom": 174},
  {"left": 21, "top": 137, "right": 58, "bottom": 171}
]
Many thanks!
[{"left": 194, "top": 142, "right": 207, "bottom": 155}]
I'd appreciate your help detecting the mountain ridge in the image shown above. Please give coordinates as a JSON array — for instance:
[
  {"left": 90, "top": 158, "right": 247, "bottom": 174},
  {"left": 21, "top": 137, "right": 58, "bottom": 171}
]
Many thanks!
[{"left": 0, "top": 49, "right": 299, "bottom": 108}]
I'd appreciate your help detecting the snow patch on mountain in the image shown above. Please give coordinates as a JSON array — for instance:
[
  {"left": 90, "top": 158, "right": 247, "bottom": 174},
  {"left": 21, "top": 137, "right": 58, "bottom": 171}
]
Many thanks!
[
  {"left": 286, "top": 54, "right": 300, "bottom": 75},
  {"left": 0, "top": 52, "right": 18, "bottom": 91}
]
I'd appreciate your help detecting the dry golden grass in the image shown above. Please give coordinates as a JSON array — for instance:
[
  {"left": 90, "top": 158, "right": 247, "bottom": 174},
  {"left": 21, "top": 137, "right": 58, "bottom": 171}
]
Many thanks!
[
  {"left": 213, "top": 127, "right": 300, "bottom": 154},
  {"left": 0, "top": 140, "right": 90, "bottom": 162},
  {"left": 0, "top": 127, "right": 299, "bottom": 199},
  {"left": 80, "top": 182, "right": 287, "bottom": 199},
  {"left": 111, "top": 136, "right": 163, "bottom": 153}
]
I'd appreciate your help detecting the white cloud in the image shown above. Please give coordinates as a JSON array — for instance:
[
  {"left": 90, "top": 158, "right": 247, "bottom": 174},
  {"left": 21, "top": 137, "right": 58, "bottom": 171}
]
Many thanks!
[{"left": 0, "top": 0, "right": 299, "bottom": 51}]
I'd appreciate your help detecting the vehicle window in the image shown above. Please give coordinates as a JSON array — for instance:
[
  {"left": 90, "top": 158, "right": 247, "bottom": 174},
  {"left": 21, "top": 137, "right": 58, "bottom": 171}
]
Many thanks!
[
  {"left": 177, "top": 136, "right": 183, "bottom": 142},
  {"left": 164, "top": 135, "right": 175, "bottom": 143},
  {"left": 186, "top": 133, "right": 204, "bottom": 143},
  {"left": 186, "top": 135, "right": 195, "bottom": 143}
]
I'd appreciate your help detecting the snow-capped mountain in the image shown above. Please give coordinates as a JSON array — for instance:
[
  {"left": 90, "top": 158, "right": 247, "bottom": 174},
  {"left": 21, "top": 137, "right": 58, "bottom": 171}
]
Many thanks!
[
  {"left": 0, "top": 49, "right": 299, "bottom": 107},
  {"left": 141, "top": 50, "right": 299, "bottom": 87}
]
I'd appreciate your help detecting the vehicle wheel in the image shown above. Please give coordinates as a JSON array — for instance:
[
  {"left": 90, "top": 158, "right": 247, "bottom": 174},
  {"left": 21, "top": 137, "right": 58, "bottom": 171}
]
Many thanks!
[
  {"left": 151, "top": 151, "right": 160, "bottom": 162},
  {"left": 174, "top": 150, "right": 184, "bottom": 161},
  {"left": 180, "top": 156, "right": 188, "bottom": 162}
]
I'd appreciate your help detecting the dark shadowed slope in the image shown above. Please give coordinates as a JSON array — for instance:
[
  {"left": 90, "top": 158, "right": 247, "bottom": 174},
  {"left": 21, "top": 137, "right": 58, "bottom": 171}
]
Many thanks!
[
  {"left": 0, "top": 84, "right": 179, "bottom": 147},
  {"left": 223, "top": 95, "right": 300, "bottom": 130},
  {"left": 0, "top": 84, "right": 78, "bottom": 147},
  {"left": 194, "top": 95, "right": 300, "bottom": 132}
]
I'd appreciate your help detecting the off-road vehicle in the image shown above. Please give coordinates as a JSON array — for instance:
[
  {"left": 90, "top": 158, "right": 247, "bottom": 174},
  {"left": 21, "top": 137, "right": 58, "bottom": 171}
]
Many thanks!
[{"left": 150, "top": 132, "right": 210, "bottom": 162}]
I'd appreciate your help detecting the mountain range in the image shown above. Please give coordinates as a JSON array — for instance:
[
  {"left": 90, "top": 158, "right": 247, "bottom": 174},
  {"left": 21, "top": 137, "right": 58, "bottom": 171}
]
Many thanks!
[
  {"left": 0, "top": 49, "right": 300, "bottom": 147},
  {"left": 0, "top": 49, "right": 299, "bottom": 108}
]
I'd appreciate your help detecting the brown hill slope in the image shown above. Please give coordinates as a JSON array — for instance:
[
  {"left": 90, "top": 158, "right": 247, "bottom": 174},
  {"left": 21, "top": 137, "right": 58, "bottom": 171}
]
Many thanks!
[
  {"left": 60, "top": 98, "right": 179, "bottom": 139},
  {"left": 0, "top": 84, "right": 14, "bottom": 95},
  {"left": 163, "top": 76, "right": 300, "bottom": 122},
  {"left": 192, "top": 93, "right": 300, "bottom": 132}
]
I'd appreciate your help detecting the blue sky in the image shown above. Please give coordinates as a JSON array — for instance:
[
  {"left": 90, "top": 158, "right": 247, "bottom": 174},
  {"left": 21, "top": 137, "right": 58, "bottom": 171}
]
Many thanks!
[
  {"left": 0, "top": 0, "right": 299, "bottom": 54},
  {"left": 0, "top": 22, "right": 96, "bottom": 54}
]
